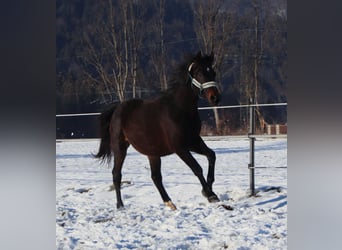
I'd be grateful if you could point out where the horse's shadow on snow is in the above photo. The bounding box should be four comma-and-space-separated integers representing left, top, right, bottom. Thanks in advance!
256, 194, 287, 210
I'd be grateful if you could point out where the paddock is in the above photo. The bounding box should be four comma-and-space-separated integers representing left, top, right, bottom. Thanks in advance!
56, 137, 287, 249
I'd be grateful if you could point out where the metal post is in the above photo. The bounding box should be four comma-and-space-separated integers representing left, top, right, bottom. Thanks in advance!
248, 97, 256, 196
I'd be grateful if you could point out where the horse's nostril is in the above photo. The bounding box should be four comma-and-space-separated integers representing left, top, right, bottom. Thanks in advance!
210, 95, 217, 103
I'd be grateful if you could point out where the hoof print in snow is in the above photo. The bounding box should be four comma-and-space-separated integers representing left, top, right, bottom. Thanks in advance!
93, 217, 113, 223
75, 188, 91, 194
218, 204, 234, 210
272, 233, 281, 239
121, 180, 133, 188
109, 181, 133, 191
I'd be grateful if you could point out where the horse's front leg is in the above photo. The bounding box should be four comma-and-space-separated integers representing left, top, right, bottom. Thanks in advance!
190, 137, 216, 190
176, 148, 219, 203
205, 147, 216, 190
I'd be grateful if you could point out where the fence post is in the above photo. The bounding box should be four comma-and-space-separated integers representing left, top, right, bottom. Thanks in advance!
248, 97, 256, 196
267, 124, 271, 135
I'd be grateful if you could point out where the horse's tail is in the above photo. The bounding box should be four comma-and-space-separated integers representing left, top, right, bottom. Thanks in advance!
94, 104, 118, 164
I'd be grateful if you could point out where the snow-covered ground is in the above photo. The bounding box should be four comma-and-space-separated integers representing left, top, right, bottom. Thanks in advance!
56, 137, 287, 249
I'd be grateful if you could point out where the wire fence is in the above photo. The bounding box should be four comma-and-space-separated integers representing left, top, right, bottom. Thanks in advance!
56, 102, 287, 139
56, 103, 287, 117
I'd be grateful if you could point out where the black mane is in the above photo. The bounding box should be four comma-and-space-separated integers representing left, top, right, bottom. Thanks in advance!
165, 54, 193, 94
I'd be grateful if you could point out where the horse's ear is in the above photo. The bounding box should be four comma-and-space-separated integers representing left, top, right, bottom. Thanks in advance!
209, 51, 214, 63
194, 51, 202, 61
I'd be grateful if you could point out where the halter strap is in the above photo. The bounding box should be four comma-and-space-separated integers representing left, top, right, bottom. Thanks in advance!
187, 63, 219, 92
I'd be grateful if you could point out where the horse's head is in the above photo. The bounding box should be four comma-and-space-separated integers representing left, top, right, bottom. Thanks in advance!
188, 51, 221, 106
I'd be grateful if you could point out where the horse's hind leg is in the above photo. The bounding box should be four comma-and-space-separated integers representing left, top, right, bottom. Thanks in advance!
148, 156, 177, 210
112, 136, 129, 209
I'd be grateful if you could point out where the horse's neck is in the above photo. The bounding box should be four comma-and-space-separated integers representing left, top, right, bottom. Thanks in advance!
172, 86, 198, 113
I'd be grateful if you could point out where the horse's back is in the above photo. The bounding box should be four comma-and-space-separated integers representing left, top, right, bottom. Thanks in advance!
112, 97, 202, 156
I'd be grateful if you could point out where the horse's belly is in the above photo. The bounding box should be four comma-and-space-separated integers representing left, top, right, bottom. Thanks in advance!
128, 137, 173, 156
124, 129, 173, 157
121, 102, 175, 156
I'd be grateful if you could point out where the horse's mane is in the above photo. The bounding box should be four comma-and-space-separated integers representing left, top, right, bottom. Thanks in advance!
164, 53, 194, 95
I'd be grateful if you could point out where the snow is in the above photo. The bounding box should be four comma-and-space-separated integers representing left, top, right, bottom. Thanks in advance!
56, 137, 287, 249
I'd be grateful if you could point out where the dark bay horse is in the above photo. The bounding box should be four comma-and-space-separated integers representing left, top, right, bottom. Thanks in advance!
95, 51, 221, 210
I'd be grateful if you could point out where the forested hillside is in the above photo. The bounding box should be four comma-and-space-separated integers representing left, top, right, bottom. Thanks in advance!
56, 0, 287, 138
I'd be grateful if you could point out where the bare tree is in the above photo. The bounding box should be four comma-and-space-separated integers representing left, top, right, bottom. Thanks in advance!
128, 1, 140, 98
82, 0, 144, 103
191, 0, 235, 133
150, 0, 168, 91
251, 0, 263, 131
236, 0, 287, 132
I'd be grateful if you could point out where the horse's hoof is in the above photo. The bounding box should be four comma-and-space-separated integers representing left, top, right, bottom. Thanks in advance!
201, 189, 208, 197
164, 201, 177, 210
202, 190, 220, 203
208, 195, 220, 203
117, 203, 124, 210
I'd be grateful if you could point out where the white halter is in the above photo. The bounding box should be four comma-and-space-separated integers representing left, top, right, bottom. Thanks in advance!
188, 63, 219, 92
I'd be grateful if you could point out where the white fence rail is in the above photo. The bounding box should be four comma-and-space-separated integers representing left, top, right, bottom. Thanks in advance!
56, 102, 287, 117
